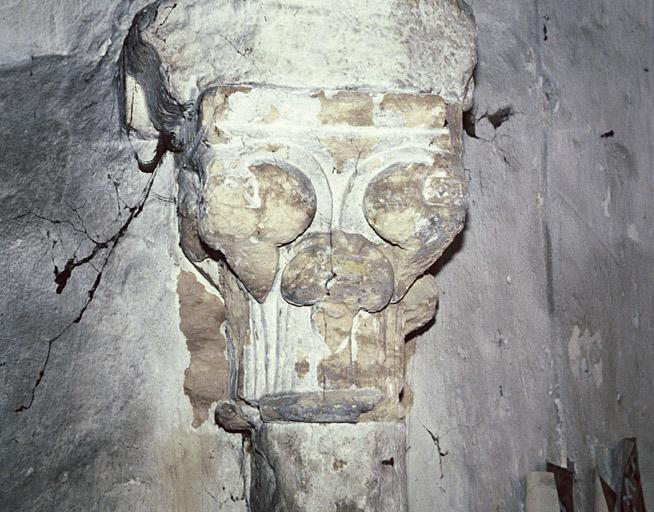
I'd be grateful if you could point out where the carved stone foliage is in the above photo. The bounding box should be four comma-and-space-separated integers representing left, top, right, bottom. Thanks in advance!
187, 86, 468, 420
121, 0, 475, 509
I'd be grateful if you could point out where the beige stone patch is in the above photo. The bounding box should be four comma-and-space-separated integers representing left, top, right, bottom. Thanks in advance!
202, 173, 260, 239
364, 160, 465, 248
313, 275, 438, 421
379, 93, 447, 128
319, 137, 377, 173
315, 90, 374, 126
177, 270, 229, 428
316, 307, 404, 410
446, 102, 464, 153
430, 132, 452, 149
398, 274, 439, 338
215, 240, 280, 302
312, 302, 356, 353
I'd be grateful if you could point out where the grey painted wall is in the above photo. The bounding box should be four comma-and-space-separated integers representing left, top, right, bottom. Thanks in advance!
409, 1, 653, 510
1, 1, 652, 511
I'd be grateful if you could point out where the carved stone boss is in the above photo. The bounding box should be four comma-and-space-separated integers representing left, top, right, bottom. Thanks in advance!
122, 1, 475, 509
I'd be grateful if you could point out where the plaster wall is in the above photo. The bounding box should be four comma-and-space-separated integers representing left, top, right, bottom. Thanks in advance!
409, 1, 653, 510
1, 1, 652, 511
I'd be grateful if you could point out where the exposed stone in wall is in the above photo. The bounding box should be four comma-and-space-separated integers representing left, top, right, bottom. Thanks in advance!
177, 270, 229, 427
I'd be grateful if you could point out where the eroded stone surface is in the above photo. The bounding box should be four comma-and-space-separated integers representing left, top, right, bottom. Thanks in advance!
199, 161, 317, 301
364, 158, 467, 299
259, 389, 383, 423
132, 0, 476, 105
251, 422, 407, 512
188, 84, 465, 512
185, 87, 468, 416
281, 231, 394, 312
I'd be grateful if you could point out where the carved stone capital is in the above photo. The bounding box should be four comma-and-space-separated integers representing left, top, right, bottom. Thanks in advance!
192, 86, 467, 423
121, 0, 475, 508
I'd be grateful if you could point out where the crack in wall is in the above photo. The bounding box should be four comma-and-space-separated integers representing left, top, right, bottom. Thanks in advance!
13, 167, 160, 413
424, 425, 449, 480
461, 106, 523, 168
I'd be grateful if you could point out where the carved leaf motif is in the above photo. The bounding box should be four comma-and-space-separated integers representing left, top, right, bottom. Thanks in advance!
198, 161, 317, 301
280, 231, 394, 313
363, 159, 467, 300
